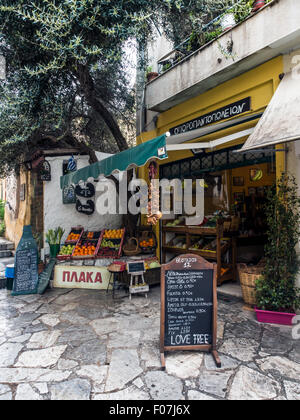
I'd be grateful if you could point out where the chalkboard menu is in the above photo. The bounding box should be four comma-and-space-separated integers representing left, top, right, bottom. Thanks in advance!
12, 226, 39, 296
127, 261, 145, 274
160, 254, 221, 368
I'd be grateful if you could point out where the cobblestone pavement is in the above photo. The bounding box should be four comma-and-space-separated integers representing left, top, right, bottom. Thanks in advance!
0, 286, 299, 400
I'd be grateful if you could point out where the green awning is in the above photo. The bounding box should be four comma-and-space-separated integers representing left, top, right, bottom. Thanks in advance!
60, 134, 168, 189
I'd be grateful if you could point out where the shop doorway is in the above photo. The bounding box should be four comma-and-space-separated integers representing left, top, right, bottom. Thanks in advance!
159, 145, 276, 286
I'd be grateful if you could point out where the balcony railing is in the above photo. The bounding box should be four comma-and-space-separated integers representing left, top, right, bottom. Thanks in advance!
154, 0, 272, 79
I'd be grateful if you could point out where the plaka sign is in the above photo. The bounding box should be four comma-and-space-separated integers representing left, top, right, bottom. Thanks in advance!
170, 97, 251, 136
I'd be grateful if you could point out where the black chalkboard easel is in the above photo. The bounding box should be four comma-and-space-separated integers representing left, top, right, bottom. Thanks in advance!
160, 253, 221, 369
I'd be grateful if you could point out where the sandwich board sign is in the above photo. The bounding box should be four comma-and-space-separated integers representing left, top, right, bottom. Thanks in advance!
160, 253, 221, 369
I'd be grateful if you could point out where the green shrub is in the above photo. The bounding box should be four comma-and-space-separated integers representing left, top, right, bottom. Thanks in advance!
256, 175, 300, 312
0, 221, 5, 237
0, 200, 5, 220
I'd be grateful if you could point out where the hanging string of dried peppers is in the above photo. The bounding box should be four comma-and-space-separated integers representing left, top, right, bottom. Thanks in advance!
147, 162, 162, 225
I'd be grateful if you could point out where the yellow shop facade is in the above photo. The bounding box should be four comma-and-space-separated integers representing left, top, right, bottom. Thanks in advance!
137, 56, 286, 287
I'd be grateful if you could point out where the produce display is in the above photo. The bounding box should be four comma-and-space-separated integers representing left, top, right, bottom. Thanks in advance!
73, 243, 96, 257
139, 238, 154, 249
144, 257, 161, 270
101, 239, 120, 250
97, 228, 125, 257
165, 217, 185, 227
58, 244, 75, 257
71, 230, 101, 258
103, 229, 124, 239
65, 228, 83, 243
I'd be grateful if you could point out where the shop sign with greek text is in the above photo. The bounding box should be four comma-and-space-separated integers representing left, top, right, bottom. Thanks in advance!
169, 97, 251, 135
53, 265, 111, 290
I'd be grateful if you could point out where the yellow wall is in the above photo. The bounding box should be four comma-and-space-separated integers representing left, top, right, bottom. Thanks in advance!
4, 169, 33, 247
137, 56, 283, 167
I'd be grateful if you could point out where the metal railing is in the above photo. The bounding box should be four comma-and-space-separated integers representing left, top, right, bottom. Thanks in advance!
156, 0, 268, 76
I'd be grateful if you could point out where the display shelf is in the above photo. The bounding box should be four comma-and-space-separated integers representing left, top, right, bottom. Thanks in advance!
65, 227, 84, 244
97, 228, 126, 259
71, 230, 102, 260
161, 220, 236, 286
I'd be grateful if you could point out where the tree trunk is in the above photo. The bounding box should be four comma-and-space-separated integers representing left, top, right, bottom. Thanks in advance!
74, 65, 129, 152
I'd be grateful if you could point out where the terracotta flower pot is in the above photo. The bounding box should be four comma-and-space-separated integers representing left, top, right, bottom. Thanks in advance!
252, 0, 266, 13
146, 72, 158, 83
255, 307, 296, 326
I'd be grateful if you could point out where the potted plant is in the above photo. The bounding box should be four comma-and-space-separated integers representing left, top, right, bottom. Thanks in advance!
220, 12, 236, 32
252, 1, 266, 13
255, 175, 300, 325
146, 66, 158, 83
46, 227, 65, 258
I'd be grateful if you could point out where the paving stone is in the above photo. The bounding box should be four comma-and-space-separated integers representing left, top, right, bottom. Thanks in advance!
76, 364, 108, 383
224, 320, 262, 341
50, 378, 91, 400
0, 342, 23, 367
15, 383, 43, 400
198, 371, 233, 398
90, 317, 119, 336
8, 333, 31, 343
261, 329, 294, 355
257, 356, 300, 381
105, 349, 143, 392
56, 324, 98, 344
26, 330, 61, 349
33, 382, 48, 395
144, 371, 184, 400
63, 339, 106, 366
204, 354, 240, 371
165, 352, 204, 379
219, 337, 259, 362
228, 366, 280, 400
39, 314, 60, 327
140, 344, 161, 369
187, 390, 216, 400
15, 345, 67, 368
133, 378, 144, 389
59, 311, 90, 325
0, 367, 71, 383
284, 381, 300, 400
0, 384, 12, 400
57, 359, 79, 370
94, 385, 149, 400
108, 330, 141, 349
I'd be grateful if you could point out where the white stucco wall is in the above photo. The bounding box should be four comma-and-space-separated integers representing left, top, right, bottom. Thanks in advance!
43, 154, 123, 251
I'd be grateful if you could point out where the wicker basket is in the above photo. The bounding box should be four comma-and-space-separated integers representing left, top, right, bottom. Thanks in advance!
238, 263, 264, 306
123, 237, 141, 256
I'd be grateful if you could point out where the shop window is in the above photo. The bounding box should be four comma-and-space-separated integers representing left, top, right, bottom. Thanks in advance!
190, 159, 201, 174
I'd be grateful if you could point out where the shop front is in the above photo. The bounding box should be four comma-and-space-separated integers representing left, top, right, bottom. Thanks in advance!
55, 135, 168, 296
136, 56, 285, 301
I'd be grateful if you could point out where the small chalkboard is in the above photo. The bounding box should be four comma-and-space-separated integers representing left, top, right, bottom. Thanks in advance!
127, 261, 145, 274
12, 225, 39, 296
160, 254, 220, 369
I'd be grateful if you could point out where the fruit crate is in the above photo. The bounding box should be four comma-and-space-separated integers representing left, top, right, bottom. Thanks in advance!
56, 245, 75, 261
97, 228, 126, 259
65, 226, 84, 244
71, 230, 102, 260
